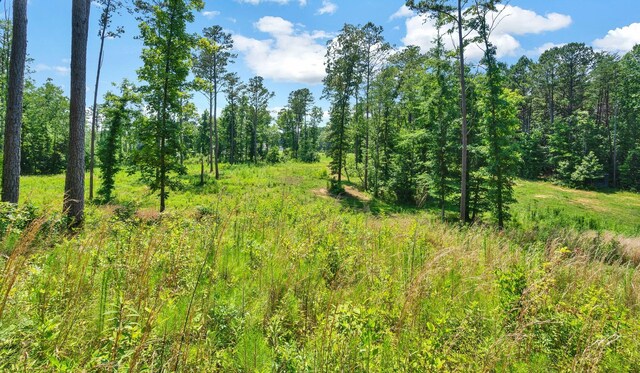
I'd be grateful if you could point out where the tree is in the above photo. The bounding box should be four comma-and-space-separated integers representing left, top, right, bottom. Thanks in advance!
88, 0, 124, 200
64, 0, 91, 226
97, 81, 138, 202
21, 80, 70, 175
323, 24, 363, 183
1, 0, 27, 203
221, 72, 243, 164
471, 0, 519, 228
246, 76, 273, 163
287, 88, 314, 159
193, 25, 235, 179
620, 147, 640, 191
134, 0, 203, 212
407, 0, 472, 223
508, 56, 534, 133
0, 17, 13, 145
571, 151, 604, 188
358, 22, 391, 191
424, 31, 458, 221
300, 106, 323, 163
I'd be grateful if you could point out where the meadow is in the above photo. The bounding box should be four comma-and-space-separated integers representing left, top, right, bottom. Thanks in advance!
1, 160, 639, 371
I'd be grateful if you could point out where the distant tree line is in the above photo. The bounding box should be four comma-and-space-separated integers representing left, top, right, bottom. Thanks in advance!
0, 0, 639, 228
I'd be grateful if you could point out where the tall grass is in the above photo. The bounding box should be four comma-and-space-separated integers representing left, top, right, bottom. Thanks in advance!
0, 161, 638, 371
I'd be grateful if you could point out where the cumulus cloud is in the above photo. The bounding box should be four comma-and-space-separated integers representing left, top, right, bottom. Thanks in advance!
593, 23, 640, 53
234, 16, 329, 84
202, 10, 221, 19
390, 5, 413, 20
316, 0, 337, 15
397, 4, 572, 59
493, 6, 571, 35
526, 42, 565, 57
236, 0, 306, 5
35, 63, 71, 76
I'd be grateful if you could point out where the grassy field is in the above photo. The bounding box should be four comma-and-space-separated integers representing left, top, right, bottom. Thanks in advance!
1, 160, 639, 371
513, 180, 640, 236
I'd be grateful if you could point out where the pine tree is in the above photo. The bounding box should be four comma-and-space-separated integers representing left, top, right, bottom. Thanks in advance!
2, 0, 28, 204
193, 25, 236, 179
97, 81, 138, 202
64, 0, 91, 226
323, 24, 363, 183
134, 0, 203, 212
89, 0, 125, 200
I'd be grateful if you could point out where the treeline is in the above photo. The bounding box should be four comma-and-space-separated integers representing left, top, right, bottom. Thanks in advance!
1, 0, 639, 226
323, 0, 640, 227
0, 0, 326, 217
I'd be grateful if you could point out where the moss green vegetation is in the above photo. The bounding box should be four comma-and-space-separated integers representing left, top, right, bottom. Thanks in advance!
1, 160, 639, 371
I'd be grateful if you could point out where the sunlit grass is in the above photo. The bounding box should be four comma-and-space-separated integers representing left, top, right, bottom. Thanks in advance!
1, 160, 638, 371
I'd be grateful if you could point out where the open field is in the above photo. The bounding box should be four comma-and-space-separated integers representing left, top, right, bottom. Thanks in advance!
1, 160, 639, 371
18, 160, 640, 236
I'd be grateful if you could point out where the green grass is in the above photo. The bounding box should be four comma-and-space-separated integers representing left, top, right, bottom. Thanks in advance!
1, 160, 639, 371
513, 180, 640, 236
19, 160, 640, 236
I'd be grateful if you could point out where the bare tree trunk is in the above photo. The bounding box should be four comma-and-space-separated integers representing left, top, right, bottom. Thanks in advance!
213, 85, 219, 179
64, 0, 91, 226
1, 0, 27, 203
457, 0, 469, 224
208, 86, 213, 172
364, 74, 370, 191
89, 0, 111, 201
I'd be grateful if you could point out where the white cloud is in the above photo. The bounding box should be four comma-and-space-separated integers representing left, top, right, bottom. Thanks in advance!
35, 63, 71, 76
492, 5, 571, 35
390, 5, 414, 21
593, 23, 640, 53
202, 10, 221, 19
316, 0, 337, 15
236, 0, 306, 5
401, 5, 572, 59
255, 16, 294, 35
234, 16, 329, 84
526, 42, 565, 57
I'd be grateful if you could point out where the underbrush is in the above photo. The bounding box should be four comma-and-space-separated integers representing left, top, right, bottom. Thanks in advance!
1, 162, 639, 371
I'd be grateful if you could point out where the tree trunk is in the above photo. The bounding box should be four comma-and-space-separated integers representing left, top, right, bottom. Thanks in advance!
364, 73, 370, 191
1, 0, 27, 204
64, 0, 91, 226
213, 85, 219, 179
158, 7, 176, 213
457, 0, 469, 224
89, 0, 111, 201
200, 154, 204, 185
208, 86, 213, 172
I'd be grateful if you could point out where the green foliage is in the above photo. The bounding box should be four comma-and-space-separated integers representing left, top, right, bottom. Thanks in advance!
495, 265, 527, 324
97, 81, 138, 202
265, 147, 282, 164
2, 160, 640, 371
0, 202, 37, 236
620, 147, 640, 191
571, 151, 604, 188
133, 0, 203, 211
21, 79, 69, 175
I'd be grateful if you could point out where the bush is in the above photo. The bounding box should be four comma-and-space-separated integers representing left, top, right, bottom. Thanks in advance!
0, 202, 38, 236
266, 148, 282, 164
571, 151, 604, 188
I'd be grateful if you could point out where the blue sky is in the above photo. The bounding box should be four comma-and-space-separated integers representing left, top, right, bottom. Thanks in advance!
24, 0, 640, 117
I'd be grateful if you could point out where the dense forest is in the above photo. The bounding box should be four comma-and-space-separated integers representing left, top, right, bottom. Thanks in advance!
1, 0, 640, 371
